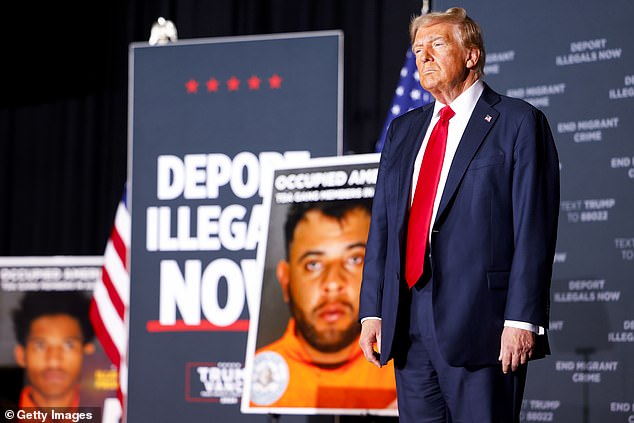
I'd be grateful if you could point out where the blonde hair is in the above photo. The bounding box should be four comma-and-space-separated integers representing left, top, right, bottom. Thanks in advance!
409, 7, 486, 77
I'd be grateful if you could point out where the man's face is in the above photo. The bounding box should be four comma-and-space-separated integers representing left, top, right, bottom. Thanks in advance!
14, 314, 86, 402
412, 21, 474, 100
278, 208, 370, 353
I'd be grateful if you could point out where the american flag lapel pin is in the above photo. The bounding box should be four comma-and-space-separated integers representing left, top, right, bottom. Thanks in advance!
484, 114, 492, 122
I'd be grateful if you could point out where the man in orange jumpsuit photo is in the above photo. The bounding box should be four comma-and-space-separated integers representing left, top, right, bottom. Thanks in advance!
249, 199, 397, 410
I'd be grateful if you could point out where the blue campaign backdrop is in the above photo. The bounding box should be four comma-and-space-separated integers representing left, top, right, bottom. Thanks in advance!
433, 2, 634, 422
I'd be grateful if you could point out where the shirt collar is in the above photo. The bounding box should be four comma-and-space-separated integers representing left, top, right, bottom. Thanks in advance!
432, 79, 484, 118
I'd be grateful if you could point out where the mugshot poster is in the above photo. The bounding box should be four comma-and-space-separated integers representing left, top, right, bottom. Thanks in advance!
241, 152, 399, 416
0, 256, 118, 411
126, 32, 341, 423
433, 1, 634, 422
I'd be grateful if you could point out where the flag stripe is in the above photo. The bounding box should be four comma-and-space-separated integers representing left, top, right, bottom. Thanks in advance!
89, 299, 122, 366
119, 361, 128, 396
104, 242, 130, 303
93, 281, 127, 354
110, 227, 127, 271
99, 268, 125, 319
114, 200, 131, 246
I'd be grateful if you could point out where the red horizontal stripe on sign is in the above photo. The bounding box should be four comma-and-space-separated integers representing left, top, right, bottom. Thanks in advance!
145, 320, 249, 332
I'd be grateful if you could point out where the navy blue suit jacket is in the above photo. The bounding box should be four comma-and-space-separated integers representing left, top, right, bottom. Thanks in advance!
359, 83, 560, 367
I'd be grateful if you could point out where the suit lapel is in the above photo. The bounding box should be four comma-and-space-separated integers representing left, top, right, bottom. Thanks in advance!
396, 104, 434, 224
435, 86, 501, 223
396, 103, 434, 215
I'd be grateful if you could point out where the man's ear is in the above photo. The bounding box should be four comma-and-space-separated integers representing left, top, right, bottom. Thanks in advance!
276, 259, 291, 303
83, 342, 96, 355
14, 345, 26, 368
466, 47, 480, 69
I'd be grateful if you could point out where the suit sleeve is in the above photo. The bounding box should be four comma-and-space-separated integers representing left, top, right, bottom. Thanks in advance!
506, 108, 560, 327
358, 123, 395, 321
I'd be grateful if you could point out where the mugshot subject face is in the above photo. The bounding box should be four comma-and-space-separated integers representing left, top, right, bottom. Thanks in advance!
285, 208, 370, 353
19, 314, 86, 402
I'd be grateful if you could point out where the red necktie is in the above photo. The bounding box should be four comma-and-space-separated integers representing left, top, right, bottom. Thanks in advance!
405, 105, 455, 288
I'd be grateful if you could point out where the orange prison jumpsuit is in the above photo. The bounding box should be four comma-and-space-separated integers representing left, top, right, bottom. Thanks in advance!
250, 319, 397, 409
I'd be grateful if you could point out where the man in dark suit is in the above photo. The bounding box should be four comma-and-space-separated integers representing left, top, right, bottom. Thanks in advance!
358, 7, 560, 423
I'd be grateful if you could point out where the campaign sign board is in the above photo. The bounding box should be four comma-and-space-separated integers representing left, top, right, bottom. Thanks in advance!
242, 153, 399, 417
126, 32, 341, 422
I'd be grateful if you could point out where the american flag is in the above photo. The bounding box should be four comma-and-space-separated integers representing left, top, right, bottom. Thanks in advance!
375, 49, 433, 152
90, 186, 130, 418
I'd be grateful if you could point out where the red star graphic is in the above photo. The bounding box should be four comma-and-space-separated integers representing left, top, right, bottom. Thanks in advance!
247, 75, 261, 90
227, 76, 240, 91
206, 78, 219, 92
185, 79, 199, 93
268, 74, 282, 89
